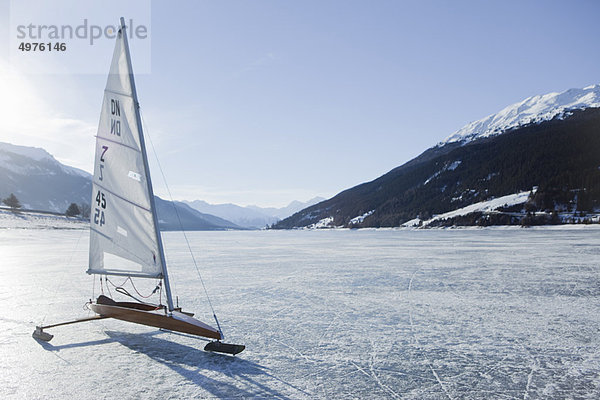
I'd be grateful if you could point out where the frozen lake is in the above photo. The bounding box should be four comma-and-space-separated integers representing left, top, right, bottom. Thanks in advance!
2, 227, 600, 399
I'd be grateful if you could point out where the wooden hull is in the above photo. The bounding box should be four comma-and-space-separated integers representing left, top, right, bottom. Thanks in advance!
90, 295, 221, 340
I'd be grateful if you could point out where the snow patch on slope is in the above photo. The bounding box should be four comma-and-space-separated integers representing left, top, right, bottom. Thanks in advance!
424, 160, 462, 185
422, 190, 532, 226
349, 210, 375, 225
305, 216, 334, 229
441, 84, 600, 145
401, 217, 422, 228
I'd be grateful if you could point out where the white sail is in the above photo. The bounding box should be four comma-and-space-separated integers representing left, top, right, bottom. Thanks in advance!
87, 26, 163, 278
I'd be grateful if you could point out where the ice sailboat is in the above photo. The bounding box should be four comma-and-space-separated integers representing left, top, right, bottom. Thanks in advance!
33, 18, 244, 356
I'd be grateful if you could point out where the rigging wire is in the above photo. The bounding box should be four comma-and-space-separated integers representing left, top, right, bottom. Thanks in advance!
130, 279, 162, 300
105, 276, 162, 300
159, 282, 163, 306
140, 110, 224, 339
108, 276, 130, 289
105, 276, 113, 298
113, 287, 148, 305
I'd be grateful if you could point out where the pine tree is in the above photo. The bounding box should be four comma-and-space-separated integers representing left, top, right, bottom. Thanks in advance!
3, 193, 21, 210
65, 203, 80, 217
79, 203, 91, 219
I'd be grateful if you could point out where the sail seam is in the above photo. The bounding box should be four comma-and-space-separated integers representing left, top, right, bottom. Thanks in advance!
95, 135, 141, 153
94, 182, 152, 213
90, 225, 112, 241
104, 88, 134, 98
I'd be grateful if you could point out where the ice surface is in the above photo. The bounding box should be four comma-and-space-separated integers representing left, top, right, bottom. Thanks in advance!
2, 228, 600, 398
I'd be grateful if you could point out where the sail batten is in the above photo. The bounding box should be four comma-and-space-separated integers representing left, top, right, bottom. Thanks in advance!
88, 23, 164, 280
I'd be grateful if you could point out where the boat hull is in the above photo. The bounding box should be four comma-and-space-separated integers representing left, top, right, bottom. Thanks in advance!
90, 295, 221, 340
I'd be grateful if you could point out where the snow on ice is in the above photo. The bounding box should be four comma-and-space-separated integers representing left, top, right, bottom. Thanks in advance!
0, 209, 86, 230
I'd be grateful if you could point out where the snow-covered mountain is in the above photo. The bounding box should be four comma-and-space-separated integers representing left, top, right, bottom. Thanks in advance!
183, 200, 276, 229
154, 198, 241, 231
247, 197, 326, 220
0, 142, 89, 178
0, 141, 241, 230
185, 197, 325, 229
0, 142, 92, 212
275, 84, 600, 229
441, 84, 600, 145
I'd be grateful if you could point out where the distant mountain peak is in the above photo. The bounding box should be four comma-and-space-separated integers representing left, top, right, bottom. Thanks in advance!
0, 142, 54, 162
0, 141, 90, 178
441, 84, 600, 146
185, 196, 326, 229
0, 141, 92, 212
274, 105, 600, 229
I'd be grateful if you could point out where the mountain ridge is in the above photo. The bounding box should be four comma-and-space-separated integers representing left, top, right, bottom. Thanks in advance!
274, 85, 600, 229
0, 141, 241, 230
0, 141, 92, 212
441, 84, 600, 145
0, 140, 319, 230
184, 197, 325, 229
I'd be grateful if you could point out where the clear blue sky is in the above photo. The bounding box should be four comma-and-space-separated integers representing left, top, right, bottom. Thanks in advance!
1, 0, 599, 206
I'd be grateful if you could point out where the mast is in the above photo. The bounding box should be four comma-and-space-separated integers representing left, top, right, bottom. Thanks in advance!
119, 17, 175, 312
